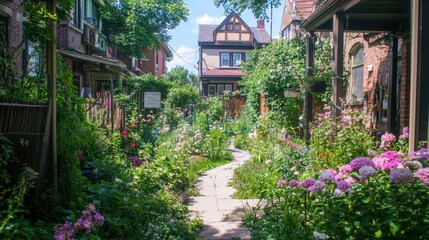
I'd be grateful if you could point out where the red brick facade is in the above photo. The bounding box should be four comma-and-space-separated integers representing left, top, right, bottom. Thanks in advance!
0, 0, 24, 78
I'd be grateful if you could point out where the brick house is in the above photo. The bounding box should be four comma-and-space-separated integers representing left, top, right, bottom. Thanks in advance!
57, 0, 130, 98
198, 11, 270, 96
301, 0, 427, 151
280, 0, 313, 40
118, 42, 170, 77
0, 0, 40, 80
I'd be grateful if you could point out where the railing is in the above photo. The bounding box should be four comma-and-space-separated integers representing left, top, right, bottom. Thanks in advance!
84, 92, 125, 129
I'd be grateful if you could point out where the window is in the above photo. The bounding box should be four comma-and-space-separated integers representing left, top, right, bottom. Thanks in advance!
71, 0, 82, 29
221, 53, 229, 67
23, 40, 42, 76
207, 84, 233, 96
233, 53, 242, 67
227, 22, 240, 31
208, 85, 216, 96
349, 46, 364, 101
0, 16, 7, 59
84, 0, 100, 29
220, 52, 245, 67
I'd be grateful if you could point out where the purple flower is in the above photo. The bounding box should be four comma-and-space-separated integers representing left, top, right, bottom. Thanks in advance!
277, 179, 287, 187
341, 115, 352, 123
88, 203, 96, 213
308, 180, 326, 192
318, 171, 334, 183
334, 172, 349, 183
390, 168, 414, 184
298, 178, 316, 188
289, 179, 298, 188
358, 166, 377, 180
415, 148, 429, 160
54, 221, 75, 240
368, 150, 378, 156
414, 168, 429, 186
94, 212, 105, 226
325, 169, 337, 176
333, 188, 345, 198
82, 210, 91, 218
336, 180, 351, 191
373, 151, 401, 170
349, 157, 375, 171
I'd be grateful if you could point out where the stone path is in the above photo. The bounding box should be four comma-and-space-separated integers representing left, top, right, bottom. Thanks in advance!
189, 147, 263, 240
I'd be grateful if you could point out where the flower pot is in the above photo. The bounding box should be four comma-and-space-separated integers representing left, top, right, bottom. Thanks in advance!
310, 82, 328, 93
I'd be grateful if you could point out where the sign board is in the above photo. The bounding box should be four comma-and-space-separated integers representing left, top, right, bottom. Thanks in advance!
144, 92, 161, 108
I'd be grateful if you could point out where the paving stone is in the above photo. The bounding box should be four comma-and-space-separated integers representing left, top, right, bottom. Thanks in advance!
188, 147, 263, 240
215, 187, 236, 198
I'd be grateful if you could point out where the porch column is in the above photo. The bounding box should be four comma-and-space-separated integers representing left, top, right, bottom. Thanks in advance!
387, 34, 398, 134
409, 0, 419, 151
332, 12, 345, 119
304, 32, 315, 145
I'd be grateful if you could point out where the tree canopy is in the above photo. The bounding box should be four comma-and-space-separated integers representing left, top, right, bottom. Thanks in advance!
101, 0, 189, 58
213, 0, 281, 18
167, 66, 198, 87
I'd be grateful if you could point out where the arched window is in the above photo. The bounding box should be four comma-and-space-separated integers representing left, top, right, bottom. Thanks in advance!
349, 46, 364, 101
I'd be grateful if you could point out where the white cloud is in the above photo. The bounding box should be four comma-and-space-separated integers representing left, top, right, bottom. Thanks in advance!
167, 46, 197, 73
195, 13, 224, 25
191, 13, 225, 35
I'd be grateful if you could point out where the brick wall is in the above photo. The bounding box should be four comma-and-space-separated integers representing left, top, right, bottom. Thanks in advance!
0, 0, 24, 78
344, 33, 390, 131
57, 22, 85, 53
400, 35, 410, 129
141, 48, 155, 75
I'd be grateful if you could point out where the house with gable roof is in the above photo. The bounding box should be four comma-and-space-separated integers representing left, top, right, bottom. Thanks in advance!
198, 11, 270, 96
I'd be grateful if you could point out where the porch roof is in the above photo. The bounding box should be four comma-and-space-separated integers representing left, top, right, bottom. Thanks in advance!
58, 50, 129, 73
302, 0, 410, 32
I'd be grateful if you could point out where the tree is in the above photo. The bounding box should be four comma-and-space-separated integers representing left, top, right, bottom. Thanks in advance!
241, 37, 332, 127
167, 66, 189, 86
101, 0, 189, 58
213, 0, 281, 18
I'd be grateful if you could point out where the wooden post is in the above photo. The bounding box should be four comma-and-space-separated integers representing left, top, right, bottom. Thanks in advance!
47, 0, 57, 194
409, 0, 420, 152
304, 32, 315, 145
387, 34, 398, 135
110, 73, 114, 132
332, 12, 345, 119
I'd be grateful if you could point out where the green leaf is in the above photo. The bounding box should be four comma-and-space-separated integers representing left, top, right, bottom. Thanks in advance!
375, 230, 382, 238
389, 222, 399, 236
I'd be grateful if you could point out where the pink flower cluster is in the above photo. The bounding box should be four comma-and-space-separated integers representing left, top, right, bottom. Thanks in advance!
54, 203, 105, 240
281, 147, 429, 196
380, 132, 396, 149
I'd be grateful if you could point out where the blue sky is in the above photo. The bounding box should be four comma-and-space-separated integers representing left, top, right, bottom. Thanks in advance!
167, 0, 285, 74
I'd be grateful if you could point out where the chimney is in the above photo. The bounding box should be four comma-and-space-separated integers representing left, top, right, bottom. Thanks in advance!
257, 18, 265, 30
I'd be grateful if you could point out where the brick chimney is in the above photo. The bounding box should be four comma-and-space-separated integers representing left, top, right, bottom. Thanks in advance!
257, 18, 265, 30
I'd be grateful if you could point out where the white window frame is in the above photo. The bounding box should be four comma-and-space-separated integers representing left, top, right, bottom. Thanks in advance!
225, 84, 233, 92
221, 53, 230, 67
233, 53, 242, 67
349, 45, 364, 102
217, 85, 225, 95
208, 84, 216, 96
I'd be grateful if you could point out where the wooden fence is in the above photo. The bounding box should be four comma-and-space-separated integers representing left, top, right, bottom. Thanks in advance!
260, 94, 270, 114
84, 92, 125, 129
223, 96, 246, 118
0, 99, 51, 199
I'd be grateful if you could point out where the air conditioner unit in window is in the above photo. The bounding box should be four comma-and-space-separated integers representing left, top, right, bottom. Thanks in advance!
83, 22, 98, 46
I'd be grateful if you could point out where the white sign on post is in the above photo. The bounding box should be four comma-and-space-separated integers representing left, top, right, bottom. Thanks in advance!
144, 92, 161, 108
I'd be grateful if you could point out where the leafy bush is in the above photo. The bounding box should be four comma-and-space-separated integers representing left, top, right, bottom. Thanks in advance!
309, 109, 375, 171
164, 84, 199, 109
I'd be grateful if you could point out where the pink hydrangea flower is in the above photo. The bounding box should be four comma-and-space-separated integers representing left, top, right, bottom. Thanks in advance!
339, 164, 352, 172
380, 132, 396, 149
277, 179, 287, 187
414, 168, 429, 185
399, 127, 409, 140
373, 150, 401, 170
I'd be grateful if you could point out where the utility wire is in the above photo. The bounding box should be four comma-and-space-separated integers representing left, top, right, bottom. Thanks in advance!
166, 43, 198, 69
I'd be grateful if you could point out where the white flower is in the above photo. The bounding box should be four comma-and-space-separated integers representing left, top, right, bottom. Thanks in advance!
313, 231, 330, 239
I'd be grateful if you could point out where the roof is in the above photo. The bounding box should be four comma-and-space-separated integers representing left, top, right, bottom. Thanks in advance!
202, 68, 245, 77
59, 50, 129, 73
198, 25, 270, 44
301, 0, 409, 32
198, 11, 270, 44
281, 0, 314, 31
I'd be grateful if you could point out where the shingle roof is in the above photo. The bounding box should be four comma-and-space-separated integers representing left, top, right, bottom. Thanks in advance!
203, 68, 245, 77
198, 25, 270, 44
